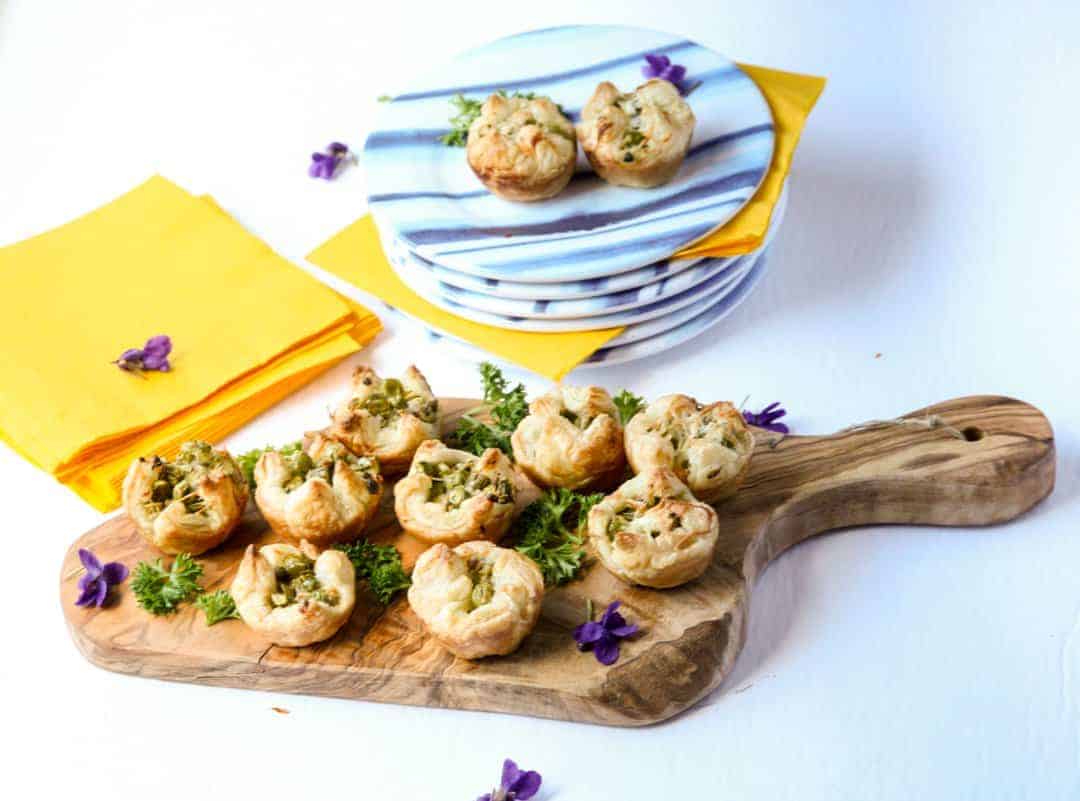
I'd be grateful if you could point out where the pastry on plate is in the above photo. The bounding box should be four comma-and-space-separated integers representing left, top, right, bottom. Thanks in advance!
466, 92, 577, 201
394, 440, 517, 546
122, 440, 248, 555
587, 468, 720, 588
407, 540, 544, 659
328, 365, 440, 475
231, 540, 356, 647
624, 394, 753, 502
577, 79, 695, 188
254, 432, 383, 546
511, 385, 626, 491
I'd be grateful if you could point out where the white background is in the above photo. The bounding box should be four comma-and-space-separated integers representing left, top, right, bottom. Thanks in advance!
3, 1, 1079, 798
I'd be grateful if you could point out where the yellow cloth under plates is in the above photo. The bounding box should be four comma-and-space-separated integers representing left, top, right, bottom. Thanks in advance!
0, 176, 381, 511
306, 64, 824, 378
307, 215, 623, 381
673, 64, 827, 259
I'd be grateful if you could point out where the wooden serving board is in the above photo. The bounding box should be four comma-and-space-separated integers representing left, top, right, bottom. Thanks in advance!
61, 396, 1055, 726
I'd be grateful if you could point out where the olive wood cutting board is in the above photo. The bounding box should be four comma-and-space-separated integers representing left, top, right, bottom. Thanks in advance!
60, 395, 1055, 726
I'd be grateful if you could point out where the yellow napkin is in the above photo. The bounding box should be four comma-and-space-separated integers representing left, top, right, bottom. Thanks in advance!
0, 176, 381, 511
307, 65, 823, 379
673, 64, 826, 259
307, 215, 622, 381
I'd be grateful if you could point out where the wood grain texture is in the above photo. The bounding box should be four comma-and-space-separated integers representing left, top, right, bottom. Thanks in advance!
60, 395, 1055, 726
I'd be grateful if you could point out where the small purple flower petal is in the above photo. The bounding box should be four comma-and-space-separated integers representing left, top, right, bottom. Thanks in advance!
643, 54, 670, 77
599, 600, 622, 626
101, 562, 129, 585
142, 335, 171, 358
76, 572, 95, 593
742, 402, 790, 434
608, 622, 639, 638
500, 759, 522, 790
508, 769, 542, 800
75, 580, 101, 607
664, 64, 687, 83
573, 620, 606, 645
328, 142, 349, 156
78, 547, 103, 576
475, 795, 493, 801
593, 636, 621, 666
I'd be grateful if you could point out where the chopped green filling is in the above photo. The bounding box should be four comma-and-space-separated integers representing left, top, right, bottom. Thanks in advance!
271, 553, 339, 608
419, 460, 512, 509
355, 377, 438, 424
142, 440, 237, 518
466, 558, 495, 611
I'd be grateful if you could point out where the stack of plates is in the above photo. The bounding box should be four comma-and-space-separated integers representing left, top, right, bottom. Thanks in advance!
364, 25, 784, 367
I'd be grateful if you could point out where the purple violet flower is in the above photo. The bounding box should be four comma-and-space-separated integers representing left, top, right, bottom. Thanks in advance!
742, 402, 790, 434
309, 141, 353, 180
642, 53, 696, 95
74, 548, 128, 608
476, 759, 542, 801
573, 600, 639, 666
114, 335, 172, 373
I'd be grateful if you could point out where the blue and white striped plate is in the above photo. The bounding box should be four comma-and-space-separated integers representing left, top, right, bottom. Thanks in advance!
394, 250, 751, 332
373, 219, 706, 300
364, 25, 775, 283
392, 246, 771, 369
378, 182, 787, 319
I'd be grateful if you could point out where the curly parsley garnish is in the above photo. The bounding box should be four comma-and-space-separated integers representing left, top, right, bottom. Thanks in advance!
334, 539, 411, 604
236, 441, 303, 488
515, 488, 604, 586
612, 390, 645, 425
440, 94, 484, 146
194, 589, 240, 626
131, 553, 204, 616
448, 362, 529, 457
439, 90, 547, 147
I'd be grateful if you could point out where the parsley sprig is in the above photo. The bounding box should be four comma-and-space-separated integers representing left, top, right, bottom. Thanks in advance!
448, 362, 529, 457
440, 94, 484, 146
439, 90, 544, 147
236, 441, 303, 488
514, 488, 604, 586
194, 589, 240, 626
335, 539, 411, 604
612, 390, 646, 425
131, 553, 204, 616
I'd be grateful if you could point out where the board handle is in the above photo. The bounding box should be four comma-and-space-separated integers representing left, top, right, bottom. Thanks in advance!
739, 396, 1055, 576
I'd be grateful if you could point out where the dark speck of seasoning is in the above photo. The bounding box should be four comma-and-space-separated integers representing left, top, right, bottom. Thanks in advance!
874, 352, 882, 359
271, 707, 290, 715
623, 153, 634, 162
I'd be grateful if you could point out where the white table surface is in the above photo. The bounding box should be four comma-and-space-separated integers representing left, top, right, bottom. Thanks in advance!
3, 1, 1079, 798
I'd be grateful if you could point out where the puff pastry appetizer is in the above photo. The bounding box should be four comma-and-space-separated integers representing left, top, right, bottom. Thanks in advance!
394, 440, 517, 546
408, 540, 544, 659
577, 79, 695, 188
511, 385, 626, 491
231, 540, 356, 647
123, 440, 248, 556
587, 468, 719, 588
254, 433, 383, 546
466, 92, 577, 202
328, 365, 440, 474
625, 394, 754, 502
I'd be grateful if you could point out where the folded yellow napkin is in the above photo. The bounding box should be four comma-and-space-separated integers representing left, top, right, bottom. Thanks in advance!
0, 176, 381, 511
307, 64, 823, 378
674, 64, 826, 259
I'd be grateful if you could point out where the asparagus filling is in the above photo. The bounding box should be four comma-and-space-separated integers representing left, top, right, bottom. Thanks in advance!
418, 460, 514, 510
270, 553, 340, 608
